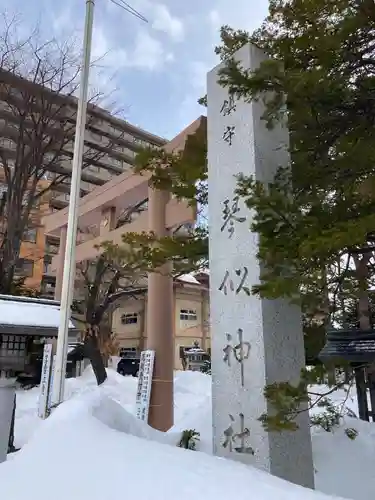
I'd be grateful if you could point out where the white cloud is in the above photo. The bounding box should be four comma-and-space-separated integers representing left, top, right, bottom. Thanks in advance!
152, 4, 185, 42
90, 22, 172, 73
173, 0, 269, 130
91, 25, 110, 61
89, 25, 126, 94
52, 9, 72, 35
125, 1, 185, 42
127, 30, 173, 71
207, 9, 221, 31
91, 2, 180, 72
2, 0, 270, 137
210, 0, 268, 34
174, 60, 209, 133
189, 61, 211, 91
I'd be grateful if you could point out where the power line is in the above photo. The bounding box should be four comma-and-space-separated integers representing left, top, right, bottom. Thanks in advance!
109, 0, 148, 23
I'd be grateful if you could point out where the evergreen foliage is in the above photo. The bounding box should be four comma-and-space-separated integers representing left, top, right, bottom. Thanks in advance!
178, 429, 200, 450
121, 119, 208, 274
214, 0, 375, 430
217, 1, 375, 326
261, 367, 358, 439
133, 120, 207, 206
122, 0, 375, 432
200, 358, 211, 375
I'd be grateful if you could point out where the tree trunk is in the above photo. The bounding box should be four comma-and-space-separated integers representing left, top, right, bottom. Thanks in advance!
327, 367, 336, 385
352, 251, 372, 421
0, 264, 15, 295
181, 353, 187, 371
353, 252, 372, 330
367, 365, 375, 421
84, 324, 107, 385
344, 366, 352, 384
0, 226, 23, 295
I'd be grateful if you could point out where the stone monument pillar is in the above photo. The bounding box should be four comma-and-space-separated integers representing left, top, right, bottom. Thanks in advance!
207, 43, 314, 489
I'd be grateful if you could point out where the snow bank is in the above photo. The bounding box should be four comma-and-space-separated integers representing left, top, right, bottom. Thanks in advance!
312, 417, 375, 500
9, 368, 375, 500
1, 387, 345, 500
14, 368, 211, 449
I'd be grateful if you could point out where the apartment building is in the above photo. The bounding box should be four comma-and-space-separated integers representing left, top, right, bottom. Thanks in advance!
0, 172, 51, 289
0, 68, 166, 292
17, 214, 48, 290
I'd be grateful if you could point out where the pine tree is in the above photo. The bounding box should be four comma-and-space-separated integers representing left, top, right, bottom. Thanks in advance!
121, 0, 375, 429
214, 0, 375, 428
214, 0, 375, 327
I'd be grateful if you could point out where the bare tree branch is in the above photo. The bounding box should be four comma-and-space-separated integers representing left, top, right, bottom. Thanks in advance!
0, 17, 128, 292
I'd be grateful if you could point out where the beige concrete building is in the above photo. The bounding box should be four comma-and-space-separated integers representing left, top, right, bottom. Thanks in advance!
112, 272, 210, 369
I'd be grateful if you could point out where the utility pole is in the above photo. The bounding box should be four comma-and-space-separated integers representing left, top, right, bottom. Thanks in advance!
52, 0, 148, 406
52, 0, 95, 405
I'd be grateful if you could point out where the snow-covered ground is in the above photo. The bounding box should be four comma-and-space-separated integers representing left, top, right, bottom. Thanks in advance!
1, 368, 374, 500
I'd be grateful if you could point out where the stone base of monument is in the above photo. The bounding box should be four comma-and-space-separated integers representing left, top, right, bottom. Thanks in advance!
0, 378, 16, 463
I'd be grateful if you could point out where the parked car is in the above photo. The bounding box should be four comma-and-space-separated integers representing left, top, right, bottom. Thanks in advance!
117, 356, 140, 377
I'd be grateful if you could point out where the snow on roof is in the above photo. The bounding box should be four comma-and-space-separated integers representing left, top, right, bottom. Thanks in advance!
199, 268, 210, 275
177, 274, 202, 285
0, 296, 76, 329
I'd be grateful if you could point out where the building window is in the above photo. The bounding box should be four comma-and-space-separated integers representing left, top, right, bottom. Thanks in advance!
119, 347, 137, 358
23, 228, 37, 243
180, 309, 197, 321
121, 312, 138, 325
45, 242, 58, 255
45, 171, 56, 180
41, 281, 55, 296
15, 258, 34, 277
0, 335, 27, 369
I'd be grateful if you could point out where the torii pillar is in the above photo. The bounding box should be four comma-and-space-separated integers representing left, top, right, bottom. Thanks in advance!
146, 117, 206, 432
146, 187, 174, 431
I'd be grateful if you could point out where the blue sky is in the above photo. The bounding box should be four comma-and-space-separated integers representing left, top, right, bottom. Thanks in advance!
0, 0, 269, 140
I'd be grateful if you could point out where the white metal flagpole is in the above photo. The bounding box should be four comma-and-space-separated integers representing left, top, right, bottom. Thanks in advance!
52, 0, 95, 406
